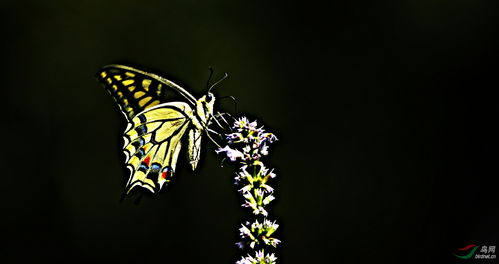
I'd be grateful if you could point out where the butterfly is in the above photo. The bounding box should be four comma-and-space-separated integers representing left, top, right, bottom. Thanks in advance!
97, 64, 226, 194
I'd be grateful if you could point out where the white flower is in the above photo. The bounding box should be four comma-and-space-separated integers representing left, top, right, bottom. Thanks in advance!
247, 120, 258, 130
263, 219, 279, 236
236, 256, 253, 264
226, 132, 243, 143
260, 144, 269, 156
239, 184, 252, 193
251, 220, 262, 231
236, 250, 277, 264
263, 133, 278, 143
234, 117, 249, 128
258, 165, 269, 177
235, 166, 250, 182
266, 253, 277, 263
260, 183, 274, 193
239, 224, 254, 240
262, 236, 281, 247
242, 145, 251, 154
257, 206, 268, 216
243, 192, 256, 205
262, 194, 275, 205
215, 145, 244, 161
254, 188, 265, 204
234, 117, 258, 132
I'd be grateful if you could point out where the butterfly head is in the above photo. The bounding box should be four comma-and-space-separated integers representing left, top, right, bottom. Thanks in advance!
196, 92, 216, 124
197, 71, 227, 123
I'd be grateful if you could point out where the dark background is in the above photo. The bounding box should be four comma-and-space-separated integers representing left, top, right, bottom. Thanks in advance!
1, 0, 498, 263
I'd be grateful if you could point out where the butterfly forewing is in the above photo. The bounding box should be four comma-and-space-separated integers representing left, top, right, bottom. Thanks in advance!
97, 65, 181, 120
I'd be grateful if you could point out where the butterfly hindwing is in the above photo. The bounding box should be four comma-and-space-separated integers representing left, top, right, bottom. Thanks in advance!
123, 102, 194, 193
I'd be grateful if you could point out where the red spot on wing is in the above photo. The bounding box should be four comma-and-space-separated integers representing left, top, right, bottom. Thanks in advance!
161, 169, 174, 179
144, 156, 151, 166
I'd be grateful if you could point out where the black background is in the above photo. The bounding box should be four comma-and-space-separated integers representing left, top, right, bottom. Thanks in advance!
1, 1, 498, 263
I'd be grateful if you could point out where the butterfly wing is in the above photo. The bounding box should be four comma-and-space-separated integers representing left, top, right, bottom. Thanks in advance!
123, 102, 196, 193
97, 64, 197, 120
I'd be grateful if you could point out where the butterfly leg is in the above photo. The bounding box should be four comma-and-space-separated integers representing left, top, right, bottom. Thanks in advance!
216, 111, 234, 128
210, 113, 228, 131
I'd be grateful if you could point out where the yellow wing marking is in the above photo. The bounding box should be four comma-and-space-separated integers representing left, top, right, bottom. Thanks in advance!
157, 84, 162, 95
148, 100, 160, 108
124, 134, 152, 158
113, 75, 122, 81
125, 72, 135, 77
163, 125, 188, 171
128, 86, 136, 92
152, 141, 168, 165
138, 96, 152, 107
134, 91, 145, 98
123, 79, 134, 86
130, 105, 188, 124
142, 79, 151, 90
128, 156, 140, 169
154, 119, 185, 142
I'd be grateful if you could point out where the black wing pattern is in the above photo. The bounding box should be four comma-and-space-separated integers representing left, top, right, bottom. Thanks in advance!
96, 64, 196, 120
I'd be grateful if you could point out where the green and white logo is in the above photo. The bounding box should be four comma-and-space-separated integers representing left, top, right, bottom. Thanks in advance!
454, 244, 496, 260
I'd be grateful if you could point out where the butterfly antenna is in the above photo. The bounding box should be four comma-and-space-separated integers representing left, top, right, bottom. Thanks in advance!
206, 66, 214, 89
208, 73, 228, 93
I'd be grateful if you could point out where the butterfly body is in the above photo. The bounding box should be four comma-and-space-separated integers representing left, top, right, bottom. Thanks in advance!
97, 65, 216, 194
